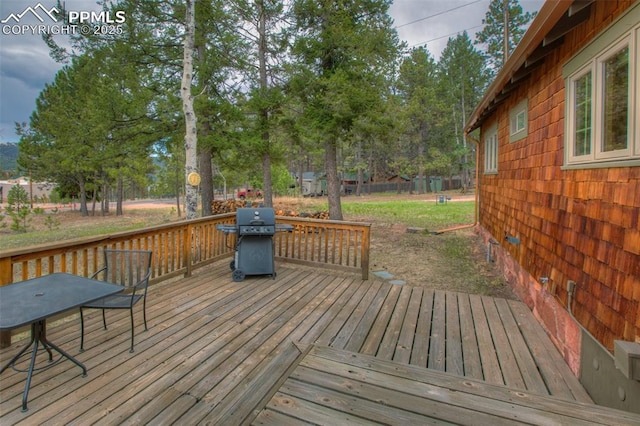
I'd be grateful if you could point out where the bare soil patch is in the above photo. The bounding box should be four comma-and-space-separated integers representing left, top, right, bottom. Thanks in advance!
366, 223, 515, 299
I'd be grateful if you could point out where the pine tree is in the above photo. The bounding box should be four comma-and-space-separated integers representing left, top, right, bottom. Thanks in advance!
396, 47, 439, 194
439, 32, 491, 187
290, 0, 400, 219
475, 0, 536, 73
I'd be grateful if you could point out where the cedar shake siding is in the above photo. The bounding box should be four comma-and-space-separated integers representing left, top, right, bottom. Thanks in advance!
466, 0, 639, 374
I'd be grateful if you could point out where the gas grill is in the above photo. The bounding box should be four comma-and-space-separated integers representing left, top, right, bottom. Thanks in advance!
216, 208, 292, 282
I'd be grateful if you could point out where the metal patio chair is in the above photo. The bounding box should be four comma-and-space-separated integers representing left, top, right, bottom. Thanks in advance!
80, 249, 153, 353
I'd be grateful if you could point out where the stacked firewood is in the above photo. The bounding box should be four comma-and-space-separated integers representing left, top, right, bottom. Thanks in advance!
211, 199, 260, 214
210, 200, 329, 219
275, 209, 330, 220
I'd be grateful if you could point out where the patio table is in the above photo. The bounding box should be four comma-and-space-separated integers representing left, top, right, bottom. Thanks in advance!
0, 273, 122, 412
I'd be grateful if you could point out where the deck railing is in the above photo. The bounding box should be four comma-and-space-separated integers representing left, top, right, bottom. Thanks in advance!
0, 213, 370, 346
0, 213, 370, 287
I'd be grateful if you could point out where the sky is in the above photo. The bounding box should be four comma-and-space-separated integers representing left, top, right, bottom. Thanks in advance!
0, 0, 545, 143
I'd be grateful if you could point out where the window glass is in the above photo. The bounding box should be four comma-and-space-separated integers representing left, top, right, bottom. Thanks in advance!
511, 110, 525, 135
484, 127, 498, 173
516, 111, 526, 132
508, 99, 528, 142
573, 72, 592, 156
602, 46, 629, 152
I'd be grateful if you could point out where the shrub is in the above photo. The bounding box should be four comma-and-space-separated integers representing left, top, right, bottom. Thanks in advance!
6, 185, 31, 233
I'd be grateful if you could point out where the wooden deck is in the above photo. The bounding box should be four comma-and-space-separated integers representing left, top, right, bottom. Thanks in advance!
1, 261, 636, 424
255, 345, 639, 425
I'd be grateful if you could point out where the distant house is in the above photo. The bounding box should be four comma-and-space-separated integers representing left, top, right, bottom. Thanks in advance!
0, 177, 54, 204
385, 174, 410, 183
465, 0, 640, 409
340, 171, 371, 186
301, 172, 326, 197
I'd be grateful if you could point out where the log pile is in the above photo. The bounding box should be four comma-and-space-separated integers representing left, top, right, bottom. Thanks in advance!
211, 199, 260, 214
275, 209, 330, 220
211, 200, 329, 219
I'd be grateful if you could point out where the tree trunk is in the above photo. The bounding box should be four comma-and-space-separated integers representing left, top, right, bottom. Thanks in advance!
78, 175, 88, 217
258, 0, 273, 207
262, 153, 272, 206
297, 147, 304, 197
199, 148, 213, 216
325, 139, 343, 220
182, 0, 198, 220
417, 124, 427, 194
90, 175, 97, 216
355, 140, 362, 196
116, 175, 123, 216
102, 181, 110, 215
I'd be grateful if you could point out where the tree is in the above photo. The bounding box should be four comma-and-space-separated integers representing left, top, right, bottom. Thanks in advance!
475, 0, 536, 73
438, 32, 491, 187
396, 47, 439, 194
6, 185, 31, 232
18, 50, 156, 217
291, 0, 400, 219
19, 56, 106, 217
181, 0, 199, 220
226, 0, 291, 208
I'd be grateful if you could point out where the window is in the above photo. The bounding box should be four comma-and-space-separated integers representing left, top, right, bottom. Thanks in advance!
602, 47, 629, 153
573, 71, 592, 157
484, 124, 498, 174
509, 99, 528, 142
564, 4, 639, 167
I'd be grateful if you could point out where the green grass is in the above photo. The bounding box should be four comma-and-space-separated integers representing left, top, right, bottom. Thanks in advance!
295, 196, 475, 230
0, 209, 176, 251
1, 199, 476, 250
341, 200, 475, 230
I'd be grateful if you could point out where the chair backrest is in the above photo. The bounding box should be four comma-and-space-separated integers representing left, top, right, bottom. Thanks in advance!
100, 249, 153, 289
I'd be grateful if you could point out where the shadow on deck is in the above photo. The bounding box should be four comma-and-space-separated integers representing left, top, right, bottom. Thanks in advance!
1, 261, 638, 424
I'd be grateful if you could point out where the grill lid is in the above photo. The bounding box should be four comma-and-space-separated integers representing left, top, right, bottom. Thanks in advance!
236, 208, 276, 235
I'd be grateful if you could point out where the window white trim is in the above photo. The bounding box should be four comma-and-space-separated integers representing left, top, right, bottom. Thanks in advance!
484, 124, 498, 174
596, 39, 632, 161
563, 4, 639, 167
509, 98, 528, 143
568, 65, 593, 160
635, 24, 640, 158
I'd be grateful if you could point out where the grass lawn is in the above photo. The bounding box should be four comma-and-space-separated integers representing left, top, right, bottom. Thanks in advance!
342, 199, 475, 230
1, 195, 476, 250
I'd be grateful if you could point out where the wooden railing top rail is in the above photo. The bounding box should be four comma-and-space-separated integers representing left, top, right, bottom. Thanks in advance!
0, 214, 232, 259
0, 213, 371, 286
0, 212, 370, 347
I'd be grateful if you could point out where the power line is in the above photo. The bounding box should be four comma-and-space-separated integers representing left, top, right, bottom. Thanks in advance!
408, 24, 484, 49
394, 0, 484, 29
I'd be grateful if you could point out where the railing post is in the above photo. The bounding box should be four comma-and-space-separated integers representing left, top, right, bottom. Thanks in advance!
0, 257, 13, 347
0, 257, 12, 286
185, 222, 193, 277
361, 225, 370, 280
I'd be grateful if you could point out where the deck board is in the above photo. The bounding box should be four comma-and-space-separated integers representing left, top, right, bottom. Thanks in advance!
256, 345, 638, 425
458, 293, 483, 380
1, 261, 631, 424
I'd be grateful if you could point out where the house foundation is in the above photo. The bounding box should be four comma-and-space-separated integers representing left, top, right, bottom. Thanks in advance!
477, 225, 582, 377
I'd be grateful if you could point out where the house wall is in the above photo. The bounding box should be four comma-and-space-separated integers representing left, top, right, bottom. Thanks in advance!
477, 0, 639, 375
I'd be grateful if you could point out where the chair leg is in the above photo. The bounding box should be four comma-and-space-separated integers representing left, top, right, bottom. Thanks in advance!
129, 308, 135, 353
102, 309, 107, 330
142, 298, 148, 332
79, 308, 85, 352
